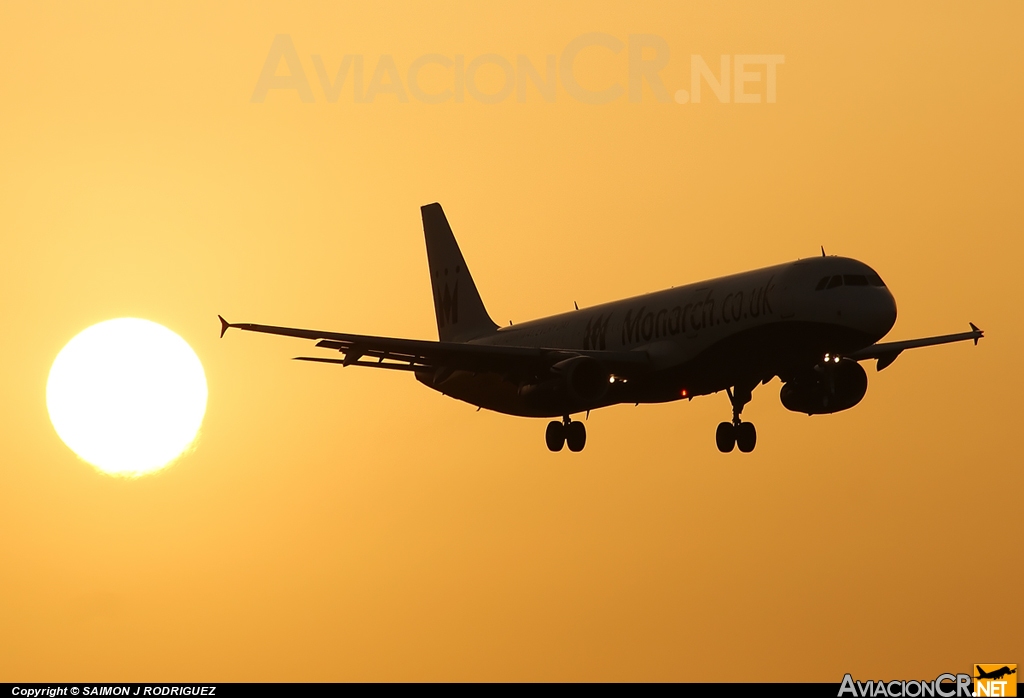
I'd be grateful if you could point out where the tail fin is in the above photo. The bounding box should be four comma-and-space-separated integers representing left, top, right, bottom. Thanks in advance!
421, 203, 498, 342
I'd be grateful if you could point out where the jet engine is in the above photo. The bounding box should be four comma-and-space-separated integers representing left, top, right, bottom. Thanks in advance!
519, 356, 610, 409
551, 356, 610, 404
780, 358, 867, 415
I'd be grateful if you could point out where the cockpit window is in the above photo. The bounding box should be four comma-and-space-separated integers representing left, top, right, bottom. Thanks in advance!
817, 274, 881, 290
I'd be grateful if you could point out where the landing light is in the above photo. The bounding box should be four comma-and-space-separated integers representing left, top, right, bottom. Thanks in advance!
681, 388, 689, 397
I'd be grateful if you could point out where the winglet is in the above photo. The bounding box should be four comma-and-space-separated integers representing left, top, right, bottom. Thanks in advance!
969, 322, 984, 345
218, 315, 232, 339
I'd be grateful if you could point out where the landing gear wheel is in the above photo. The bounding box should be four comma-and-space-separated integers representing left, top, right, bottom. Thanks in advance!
566, 421, 587, 452
736, 421, 757, 453
716, 422, 736, 453
545, 421, 565, 452
718, 384, 758, 454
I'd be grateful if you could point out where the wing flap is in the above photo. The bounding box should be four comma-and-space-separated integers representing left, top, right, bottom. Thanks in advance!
293, 356, 427, 372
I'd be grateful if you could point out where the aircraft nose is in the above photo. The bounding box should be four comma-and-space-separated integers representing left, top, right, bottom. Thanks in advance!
873, 289, 897, 338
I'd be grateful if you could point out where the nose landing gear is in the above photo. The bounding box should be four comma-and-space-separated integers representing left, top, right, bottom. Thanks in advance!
716, 386, 757, 453
545, 415, 586, 452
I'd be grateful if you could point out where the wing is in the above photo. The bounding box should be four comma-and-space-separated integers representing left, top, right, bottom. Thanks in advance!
218, 316, 652, 378
847, 323, 984, 371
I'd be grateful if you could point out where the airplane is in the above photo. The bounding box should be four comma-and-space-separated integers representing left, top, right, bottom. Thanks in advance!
219, 202, 983, 453
976, 666, 1016, 681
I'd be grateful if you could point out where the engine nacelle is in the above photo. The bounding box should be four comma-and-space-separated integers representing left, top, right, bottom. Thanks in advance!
551, 356, 610, 404
519, 356, 610, 409
780, 358, 867, 415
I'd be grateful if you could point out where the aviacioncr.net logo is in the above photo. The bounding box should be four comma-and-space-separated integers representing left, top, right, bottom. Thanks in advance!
974, 665, 1017, 697
839, 673, 972, 698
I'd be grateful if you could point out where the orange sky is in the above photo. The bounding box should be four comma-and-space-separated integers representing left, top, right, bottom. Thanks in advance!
1, 1, 1020, 681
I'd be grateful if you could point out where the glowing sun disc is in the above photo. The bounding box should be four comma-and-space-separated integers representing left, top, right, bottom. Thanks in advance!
47, 318, 208, 477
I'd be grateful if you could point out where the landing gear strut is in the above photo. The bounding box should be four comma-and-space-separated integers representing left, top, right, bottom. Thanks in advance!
546, 415, 586, 452
716, 386, 757, 453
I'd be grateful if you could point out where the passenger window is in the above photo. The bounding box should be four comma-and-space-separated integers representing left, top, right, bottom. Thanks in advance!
868, 274, 885, 287
844, 274, 868, 286
826, 275, 843, 289
815, 276, 830, 290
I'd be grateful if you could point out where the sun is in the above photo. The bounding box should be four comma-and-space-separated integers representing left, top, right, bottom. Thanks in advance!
46, 318, 208, 477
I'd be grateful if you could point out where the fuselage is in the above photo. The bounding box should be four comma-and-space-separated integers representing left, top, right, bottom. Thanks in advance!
417, 256, 898, 417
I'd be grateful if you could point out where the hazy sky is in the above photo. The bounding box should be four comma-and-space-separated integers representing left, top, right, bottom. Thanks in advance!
1, 1, 1020, 681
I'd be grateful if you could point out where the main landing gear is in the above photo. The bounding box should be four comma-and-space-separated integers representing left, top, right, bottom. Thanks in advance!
546, 416, 586, 452
716, 386, 757, 453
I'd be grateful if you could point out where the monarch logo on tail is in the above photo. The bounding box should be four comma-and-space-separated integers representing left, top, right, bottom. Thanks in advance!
435, 278, 459, 329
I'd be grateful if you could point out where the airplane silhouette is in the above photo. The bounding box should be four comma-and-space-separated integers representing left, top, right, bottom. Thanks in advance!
976, 666, 1016, 681
219, 202, 984, 453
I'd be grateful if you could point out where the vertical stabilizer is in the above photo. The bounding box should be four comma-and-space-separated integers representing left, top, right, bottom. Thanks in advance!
421, 203, 498, 342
